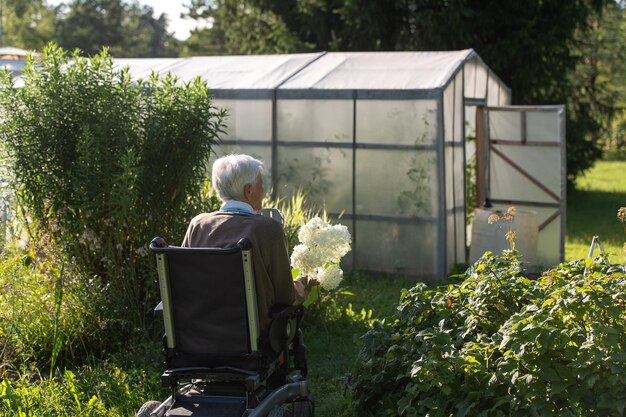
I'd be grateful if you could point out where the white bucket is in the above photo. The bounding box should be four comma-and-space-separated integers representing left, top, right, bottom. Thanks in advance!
468, 208, 538, 268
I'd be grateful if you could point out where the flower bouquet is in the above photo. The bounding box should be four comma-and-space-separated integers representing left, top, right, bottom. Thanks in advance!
290, 217, 351, 291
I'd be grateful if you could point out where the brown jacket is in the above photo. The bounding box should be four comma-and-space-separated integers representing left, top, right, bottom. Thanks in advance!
181, 211, 310, 332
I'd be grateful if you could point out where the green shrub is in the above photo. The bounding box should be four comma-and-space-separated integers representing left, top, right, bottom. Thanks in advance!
351, 251, 626, 417
0, 44, 226, 332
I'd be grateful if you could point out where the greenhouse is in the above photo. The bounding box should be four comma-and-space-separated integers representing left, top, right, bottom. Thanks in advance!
112, 50, 564, 279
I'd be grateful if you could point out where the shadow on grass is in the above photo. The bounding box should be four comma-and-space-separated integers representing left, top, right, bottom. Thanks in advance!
301, 272, 417, 417
567, 188, 626, 245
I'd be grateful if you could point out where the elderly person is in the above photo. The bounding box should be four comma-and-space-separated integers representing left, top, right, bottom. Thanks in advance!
181, 154, 314, 333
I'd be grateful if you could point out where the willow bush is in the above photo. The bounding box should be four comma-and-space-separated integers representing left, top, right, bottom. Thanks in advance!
0, 44, 226, 335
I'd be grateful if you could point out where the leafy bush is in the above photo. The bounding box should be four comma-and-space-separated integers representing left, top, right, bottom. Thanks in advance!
351, 251, 626, 417
0, 44, 225, 330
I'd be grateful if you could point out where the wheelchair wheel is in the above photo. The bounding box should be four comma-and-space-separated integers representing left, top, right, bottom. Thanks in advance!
136, 400, 161, 417
268, 406, 290, 417
293, 401, 313, 417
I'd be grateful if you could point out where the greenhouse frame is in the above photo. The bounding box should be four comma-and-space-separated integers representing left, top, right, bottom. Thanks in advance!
113, 50, 542, 279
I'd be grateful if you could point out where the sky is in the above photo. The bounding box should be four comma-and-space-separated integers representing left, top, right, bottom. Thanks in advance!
138, 0, 199, 40
47, 0, 200, 40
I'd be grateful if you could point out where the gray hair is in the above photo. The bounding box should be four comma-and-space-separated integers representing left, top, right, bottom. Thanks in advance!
211, 154, 264, 201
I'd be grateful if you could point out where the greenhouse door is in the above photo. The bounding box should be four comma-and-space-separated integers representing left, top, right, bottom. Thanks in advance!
475, 105, 566, 268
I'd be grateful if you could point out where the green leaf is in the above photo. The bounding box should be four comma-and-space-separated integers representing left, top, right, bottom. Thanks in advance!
303, 286, 319, 307
539, 367, 561, 382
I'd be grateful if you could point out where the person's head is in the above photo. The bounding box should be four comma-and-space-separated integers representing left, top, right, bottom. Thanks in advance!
212, 154, 265, 211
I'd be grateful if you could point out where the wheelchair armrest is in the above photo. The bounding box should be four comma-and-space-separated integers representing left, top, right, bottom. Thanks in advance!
268, 304, 300, 320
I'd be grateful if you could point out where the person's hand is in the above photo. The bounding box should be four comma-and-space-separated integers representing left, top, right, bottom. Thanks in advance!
303, 276, 319, 287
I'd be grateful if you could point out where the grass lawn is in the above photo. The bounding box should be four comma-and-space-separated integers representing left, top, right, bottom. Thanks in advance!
566, 160, 626, 264
302, 273, 415, 417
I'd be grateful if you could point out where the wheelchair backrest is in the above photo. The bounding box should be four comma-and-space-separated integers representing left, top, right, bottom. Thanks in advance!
150, 237, 261, 363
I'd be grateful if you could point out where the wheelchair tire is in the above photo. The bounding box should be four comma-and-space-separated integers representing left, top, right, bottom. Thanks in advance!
136, 400, 162, 417
268, 406, 290, 417
293, 401, 313, 417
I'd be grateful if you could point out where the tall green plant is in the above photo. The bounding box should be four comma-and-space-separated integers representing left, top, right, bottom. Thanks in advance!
0, 44, 226, 330
263, 188, 327, 254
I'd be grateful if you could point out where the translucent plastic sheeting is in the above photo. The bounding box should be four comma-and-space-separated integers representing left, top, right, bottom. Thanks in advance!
355, 219, 438, 277
436, 73, 465, 271
489, 110, 521, 141
445, 145, 466, 268
454, 72, 464, 143
169, 54, 323, 88
465, 106, 477, 140
444, 81, 455, 144
277, 100, 353, 142
339, 222, 355, 269
356, 100, 437, 145
455, 209, 466, 264
527, 111, 561, 143
276, 146, 352, 214
489, 145, 561, 204
536, 212, 560, 268
454, 146, 465, 204
490, 203, 560, 269
500, 89, 512, 106
446, 210, 467, 269
487, 74, 501, 106
473, 59, 489, 100
355, 149, 437, 217
113, 58, 178, 78
445, 145, 455, 210
463, 59, 477, 98
446, 212, 455, 270
279, 50, 473, 91
214, 99, 273, 141
485, 106, 565, 268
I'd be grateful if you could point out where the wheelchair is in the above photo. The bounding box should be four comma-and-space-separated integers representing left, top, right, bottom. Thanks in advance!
136, 236, 314, 417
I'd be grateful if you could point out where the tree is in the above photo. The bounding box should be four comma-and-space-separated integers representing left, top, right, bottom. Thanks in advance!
565, 1, 626, 180
56, 0, 179, 57
0, 0, 56, 49
122, 2, 180, 57
182, 0, 304, 55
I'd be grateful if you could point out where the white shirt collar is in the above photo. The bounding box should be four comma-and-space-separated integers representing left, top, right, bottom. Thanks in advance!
220, 199, 255, 214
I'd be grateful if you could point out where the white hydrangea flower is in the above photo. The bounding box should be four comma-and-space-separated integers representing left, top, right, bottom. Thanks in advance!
317, 263, 343, 290
290, 217, 352, 290
291, 244, 324, 280
297, 217, 328, 246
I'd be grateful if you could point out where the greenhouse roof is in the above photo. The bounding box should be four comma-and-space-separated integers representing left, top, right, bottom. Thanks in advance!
113, 49, 499, 92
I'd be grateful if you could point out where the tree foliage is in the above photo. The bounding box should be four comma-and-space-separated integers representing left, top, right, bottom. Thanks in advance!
0, 0, 56, 49
182, 0, 304, 55
55, 0, 179, 57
